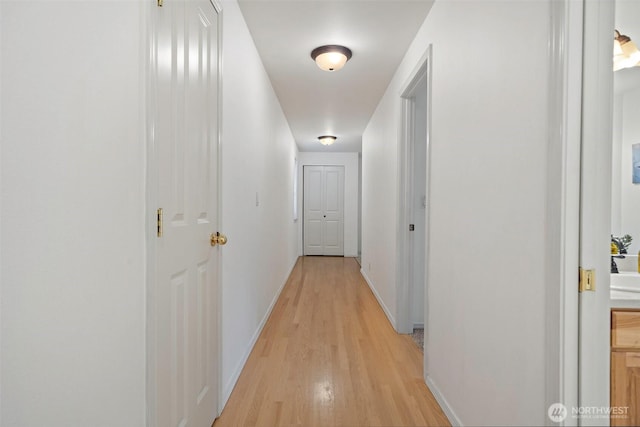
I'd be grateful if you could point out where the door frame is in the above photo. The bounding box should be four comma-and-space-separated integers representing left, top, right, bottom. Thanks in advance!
145, 0, 224, 424
546, 0, 584, 423
577, 0, 615, 424
552, 0, 615, 424
396, 46, 432, 336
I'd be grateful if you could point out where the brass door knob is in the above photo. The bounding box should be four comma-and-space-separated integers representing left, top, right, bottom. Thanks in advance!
210, 232, 228, 247
216, 232, 227, 245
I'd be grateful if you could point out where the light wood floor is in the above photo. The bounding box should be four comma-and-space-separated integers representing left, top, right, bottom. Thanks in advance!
213, 256, 450, 427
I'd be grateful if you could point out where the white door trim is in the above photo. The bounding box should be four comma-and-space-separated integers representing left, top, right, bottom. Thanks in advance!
396, 46, 432, 337
552, 1, 616, 425
547, 0, 584, 424
578, 1, 614, 424
145, 4, 159, 424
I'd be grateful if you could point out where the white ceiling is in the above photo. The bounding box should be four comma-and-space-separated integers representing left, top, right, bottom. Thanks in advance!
237, 0, 435, 153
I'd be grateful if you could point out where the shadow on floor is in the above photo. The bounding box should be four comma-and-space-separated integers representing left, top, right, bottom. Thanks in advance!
411, 327, 424, 351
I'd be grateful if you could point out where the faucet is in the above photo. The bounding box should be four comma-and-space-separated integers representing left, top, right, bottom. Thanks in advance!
612, 255, 625, 273
610, 234, 635, 273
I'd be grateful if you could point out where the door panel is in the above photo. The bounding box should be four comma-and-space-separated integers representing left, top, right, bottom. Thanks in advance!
323, 166, 344, 256
306, 221, 323, 253
307, 168, 323, 212
304, 166, 324, 254
303, 166, 344, 256
153, 1, 220, 426
324, 220, 340, 247
324, 169, 340, 212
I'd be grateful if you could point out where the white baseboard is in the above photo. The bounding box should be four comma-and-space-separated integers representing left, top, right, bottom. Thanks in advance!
426, 375, 462, 426
359, 268, 396, 330
220, 256, 299, 409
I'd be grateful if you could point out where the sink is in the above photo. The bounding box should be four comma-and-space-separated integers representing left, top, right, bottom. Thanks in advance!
613, 254, 639, 272
610, 255, 640, 308
611, 271, 640, 293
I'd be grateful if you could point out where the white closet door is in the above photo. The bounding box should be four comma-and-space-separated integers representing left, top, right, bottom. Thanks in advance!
304, 166, 324, 255
304, 166, 344, 256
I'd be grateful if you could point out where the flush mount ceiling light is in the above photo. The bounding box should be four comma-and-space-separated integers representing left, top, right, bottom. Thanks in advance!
614, 30, 640, 71
318, 135, 337, 146
310, 45, 352, 72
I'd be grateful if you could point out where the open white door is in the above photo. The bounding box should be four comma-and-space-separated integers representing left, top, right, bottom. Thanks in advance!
148, 0, 222, 426
579, 1, 614, 425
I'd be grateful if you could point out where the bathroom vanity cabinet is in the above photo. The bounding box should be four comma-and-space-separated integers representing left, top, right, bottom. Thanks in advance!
611, 309, 640, 426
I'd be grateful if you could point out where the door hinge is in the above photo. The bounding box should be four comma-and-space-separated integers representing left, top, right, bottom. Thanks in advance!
409, 224, 415, 231
157, 0, 163, 7
157, 208, 163, 237
579, 268, 595, 292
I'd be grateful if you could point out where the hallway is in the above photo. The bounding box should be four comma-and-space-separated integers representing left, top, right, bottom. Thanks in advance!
214, 256, 449, 427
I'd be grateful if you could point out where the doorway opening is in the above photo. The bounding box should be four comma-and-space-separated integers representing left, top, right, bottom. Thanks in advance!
397, 47, 432, 346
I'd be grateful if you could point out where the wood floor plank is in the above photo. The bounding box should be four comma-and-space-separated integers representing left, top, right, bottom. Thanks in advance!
214, 256, 450, 427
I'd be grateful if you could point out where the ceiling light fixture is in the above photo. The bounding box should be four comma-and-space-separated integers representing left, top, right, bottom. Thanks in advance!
614, 30, 640, 71
318, 135, 337, 146
310, 45, 352, 72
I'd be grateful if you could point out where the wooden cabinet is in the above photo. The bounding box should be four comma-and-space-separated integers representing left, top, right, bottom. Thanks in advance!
611, 309, 640, 426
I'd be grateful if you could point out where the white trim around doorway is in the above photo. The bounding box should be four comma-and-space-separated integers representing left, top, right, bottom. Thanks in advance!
546, 0, 584, 424
396, 45, 433, 338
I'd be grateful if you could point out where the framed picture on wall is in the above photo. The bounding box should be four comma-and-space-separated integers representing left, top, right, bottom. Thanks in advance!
633, 143, 640, 184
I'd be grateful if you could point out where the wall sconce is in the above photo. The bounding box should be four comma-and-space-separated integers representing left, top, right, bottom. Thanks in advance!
310, 45, 352, 72
614, 30, 640, 71
318, 135, 337, 146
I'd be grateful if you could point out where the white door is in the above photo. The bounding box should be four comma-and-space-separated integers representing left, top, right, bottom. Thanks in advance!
151, 1, 221, 426
304, 166, 344, 256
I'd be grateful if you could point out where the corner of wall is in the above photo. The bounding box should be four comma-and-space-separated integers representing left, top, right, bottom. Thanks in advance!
425, 376, 461, 427
359, 267, 396, 329
220, 256, 298, 408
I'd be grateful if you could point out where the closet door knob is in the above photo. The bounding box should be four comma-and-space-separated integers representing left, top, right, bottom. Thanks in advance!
210, 232, 228, 246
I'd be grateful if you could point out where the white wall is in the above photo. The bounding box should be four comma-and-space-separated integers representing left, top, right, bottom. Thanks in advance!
358, 153, 362, 256
361, 86, 399, 326
1, 2, 146, 425
612, 95, 623, 235
220, 0, 299, 408
297, 152, 359, 257
362, 1, 550, 425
